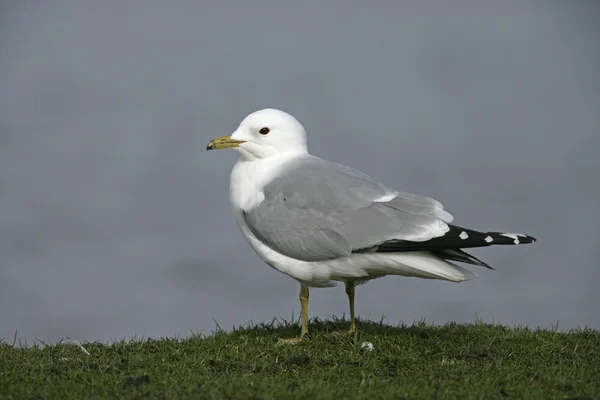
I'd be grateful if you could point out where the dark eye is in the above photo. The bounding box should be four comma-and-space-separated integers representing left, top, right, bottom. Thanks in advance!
259, 127, 270, 135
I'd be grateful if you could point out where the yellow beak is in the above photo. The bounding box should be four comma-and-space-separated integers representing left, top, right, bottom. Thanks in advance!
206, 135, 245, 151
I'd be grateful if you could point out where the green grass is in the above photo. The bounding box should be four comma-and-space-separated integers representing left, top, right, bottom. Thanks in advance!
1, 318, 599, 399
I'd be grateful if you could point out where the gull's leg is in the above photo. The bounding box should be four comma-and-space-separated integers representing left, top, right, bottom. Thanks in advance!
300, 284, 310, 337
276, 284, 310, 345
345, 281, 356, 335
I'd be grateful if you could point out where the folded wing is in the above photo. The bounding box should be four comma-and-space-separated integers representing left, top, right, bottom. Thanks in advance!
243, 156, 452, 262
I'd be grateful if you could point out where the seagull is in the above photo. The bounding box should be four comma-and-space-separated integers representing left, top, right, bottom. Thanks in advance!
206, 108, 536, 342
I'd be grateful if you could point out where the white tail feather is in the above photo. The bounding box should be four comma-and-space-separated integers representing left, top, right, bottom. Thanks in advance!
326, 251, 478, 283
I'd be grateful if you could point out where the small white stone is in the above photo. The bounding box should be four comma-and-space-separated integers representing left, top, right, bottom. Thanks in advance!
360, 342, 374, 351
459, 231, 469, 240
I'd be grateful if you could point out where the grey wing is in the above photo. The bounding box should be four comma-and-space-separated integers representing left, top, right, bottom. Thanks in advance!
243, 156, 452, 262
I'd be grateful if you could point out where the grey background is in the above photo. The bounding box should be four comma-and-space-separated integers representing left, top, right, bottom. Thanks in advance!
1, 1, 599, 344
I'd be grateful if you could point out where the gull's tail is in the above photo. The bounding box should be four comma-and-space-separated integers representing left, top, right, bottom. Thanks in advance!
351, 252, 480, 282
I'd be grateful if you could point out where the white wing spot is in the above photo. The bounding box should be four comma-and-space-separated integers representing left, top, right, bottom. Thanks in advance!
459, 231, 469, 240
373, 191, 398, 203
484, 236, 493, 243
501, 233, 520, 244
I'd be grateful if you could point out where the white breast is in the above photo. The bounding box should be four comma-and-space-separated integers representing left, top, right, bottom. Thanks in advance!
228, 154, 305, 212
229, 160, 265, 213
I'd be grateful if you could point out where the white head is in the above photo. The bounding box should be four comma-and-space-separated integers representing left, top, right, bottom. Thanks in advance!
206, 109, 308, 160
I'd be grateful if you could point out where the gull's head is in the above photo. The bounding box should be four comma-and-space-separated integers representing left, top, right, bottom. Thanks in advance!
206, 108, 308, 160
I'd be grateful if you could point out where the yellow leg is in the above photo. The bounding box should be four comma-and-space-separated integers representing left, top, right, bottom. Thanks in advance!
345, 281, 356, 334
276, 284, 309, 345
300, 284, 309, 337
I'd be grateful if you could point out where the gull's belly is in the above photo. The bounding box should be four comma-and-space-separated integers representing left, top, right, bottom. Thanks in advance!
229, 208, 376, 287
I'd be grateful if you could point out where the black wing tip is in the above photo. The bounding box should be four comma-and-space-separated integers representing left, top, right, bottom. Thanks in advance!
476, 261, 496, 271
483, 262, 496, 271
364, 226, 537, 254
486, 232, 537, 245
480, 265, 496, 271
445, 226, 537, 247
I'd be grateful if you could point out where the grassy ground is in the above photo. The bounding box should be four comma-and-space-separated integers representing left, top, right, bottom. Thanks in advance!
1, 318, 598, 399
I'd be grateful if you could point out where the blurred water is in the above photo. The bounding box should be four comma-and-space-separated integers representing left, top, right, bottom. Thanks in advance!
1, 1, 599, 344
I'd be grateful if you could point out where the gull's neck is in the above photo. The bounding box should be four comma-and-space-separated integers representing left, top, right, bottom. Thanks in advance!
229, 152, 307, 212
